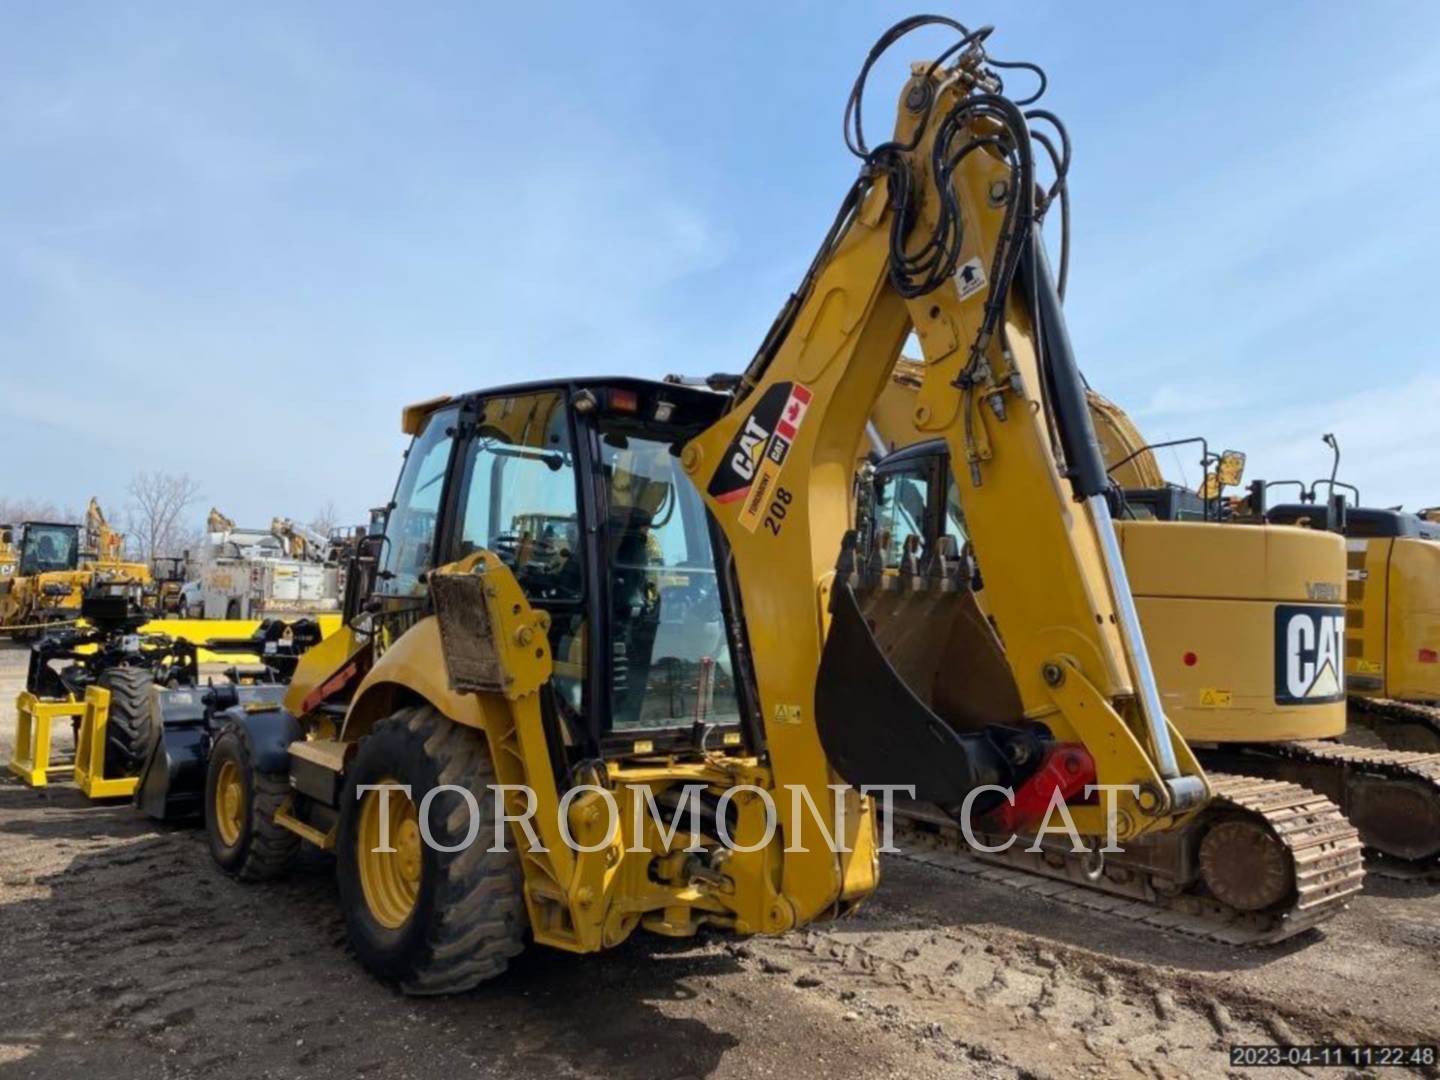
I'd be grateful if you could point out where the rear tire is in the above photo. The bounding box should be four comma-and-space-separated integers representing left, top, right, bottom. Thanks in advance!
205, 722, 299, 881
336, 705, 526, 994
98, 666, 155, 778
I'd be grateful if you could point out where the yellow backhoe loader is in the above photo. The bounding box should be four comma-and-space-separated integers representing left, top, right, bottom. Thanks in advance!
867, 365, 1438, 868
148, 555, 188, 615
133, 17, 1360, 993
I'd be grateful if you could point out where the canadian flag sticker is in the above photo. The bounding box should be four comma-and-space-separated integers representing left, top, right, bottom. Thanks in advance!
775, 384, 812, 441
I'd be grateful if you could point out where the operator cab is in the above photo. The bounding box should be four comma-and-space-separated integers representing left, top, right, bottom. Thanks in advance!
152, 556, 188, 582
354, 377, 754, 764
1117, 485, 1208, 522
18, 522, 81, 576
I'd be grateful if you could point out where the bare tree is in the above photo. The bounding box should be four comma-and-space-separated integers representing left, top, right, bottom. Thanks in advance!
309, 499, 340, 538
126, 472, 203, 562
0, 497, 80, 524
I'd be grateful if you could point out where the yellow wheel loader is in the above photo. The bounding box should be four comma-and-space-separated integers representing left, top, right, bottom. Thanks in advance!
867, 367, 1437, 868
0, 501, 152, 639
134, 16, 1359, 992
0, 521, 90, 638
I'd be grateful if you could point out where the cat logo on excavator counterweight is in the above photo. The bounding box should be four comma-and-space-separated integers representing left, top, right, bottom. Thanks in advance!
1274, 604, 1345, 704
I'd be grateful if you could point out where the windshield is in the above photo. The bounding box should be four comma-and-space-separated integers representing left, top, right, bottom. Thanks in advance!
20, 525, 79, 575
454, 391, 586, 717
599, 426, 741, 732
943, 474, 972, 553
872, 466, 929, 569
379, 406, 459, 595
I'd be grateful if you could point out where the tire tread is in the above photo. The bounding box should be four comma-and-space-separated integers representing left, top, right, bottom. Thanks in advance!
369, 706, 525, 995
98, 666, 154, 778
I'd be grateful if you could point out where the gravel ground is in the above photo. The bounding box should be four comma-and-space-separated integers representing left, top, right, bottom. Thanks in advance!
2, 641, 1437, 1079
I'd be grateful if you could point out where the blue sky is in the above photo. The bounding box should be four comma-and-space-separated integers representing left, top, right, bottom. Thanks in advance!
3, 3, 1437, 528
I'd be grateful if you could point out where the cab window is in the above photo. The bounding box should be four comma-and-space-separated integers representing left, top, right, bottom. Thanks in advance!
598, 425, 741, 731
453, 391, 585, 715
872, 465, 930, 570
20, 525, 80, 576
943, 473, 972, 553
379, 405, 458, 596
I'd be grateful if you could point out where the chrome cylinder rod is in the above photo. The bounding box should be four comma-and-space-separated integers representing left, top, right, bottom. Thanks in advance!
1086, 491, 1181, 781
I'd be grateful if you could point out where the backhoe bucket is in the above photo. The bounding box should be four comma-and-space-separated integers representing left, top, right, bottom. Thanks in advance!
858, 579, 1024, 733
815, 581, 1025, 806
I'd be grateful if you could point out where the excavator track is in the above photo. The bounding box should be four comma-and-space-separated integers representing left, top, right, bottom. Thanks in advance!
1347, 696, 1440, 753
890, 772, 1364, 947
1270, 740, 1440, 865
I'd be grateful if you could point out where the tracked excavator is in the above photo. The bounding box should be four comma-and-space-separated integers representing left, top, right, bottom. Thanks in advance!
868, 364, 1437, 870
1109, 426, 1440, 865
1254, 454, 1440, 847
136, 18, 1360, 994
1258, 457, 1440, 757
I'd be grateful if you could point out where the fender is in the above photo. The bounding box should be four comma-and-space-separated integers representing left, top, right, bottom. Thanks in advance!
221, 690, 302, 773
341, 616, 495, 742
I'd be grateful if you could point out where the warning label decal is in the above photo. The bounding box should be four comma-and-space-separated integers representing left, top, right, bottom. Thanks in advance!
955, 257, 987, 301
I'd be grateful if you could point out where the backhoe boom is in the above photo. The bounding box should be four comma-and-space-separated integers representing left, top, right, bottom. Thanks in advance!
689, 28, 1208, 853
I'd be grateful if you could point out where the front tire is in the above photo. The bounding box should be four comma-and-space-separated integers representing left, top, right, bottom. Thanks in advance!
98, 666, 155, 778
205, 722, 299, 881
336, 705, 526, 994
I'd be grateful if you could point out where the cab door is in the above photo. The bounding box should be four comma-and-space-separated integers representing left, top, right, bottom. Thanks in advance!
442, 390, 591, 737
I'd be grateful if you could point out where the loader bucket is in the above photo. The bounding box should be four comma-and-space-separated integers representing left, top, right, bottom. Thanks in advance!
815, 581, 1030, 808
134, 688, 210, 822
134, 682, 293, 822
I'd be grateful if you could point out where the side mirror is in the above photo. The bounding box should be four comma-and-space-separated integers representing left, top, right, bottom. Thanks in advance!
1217, 450, 1246, 488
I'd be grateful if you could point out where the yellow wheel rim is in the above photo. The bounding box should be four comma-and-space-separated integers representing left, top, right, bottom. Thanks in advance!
357, 778, 422, 929
214, 760, 245, 848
